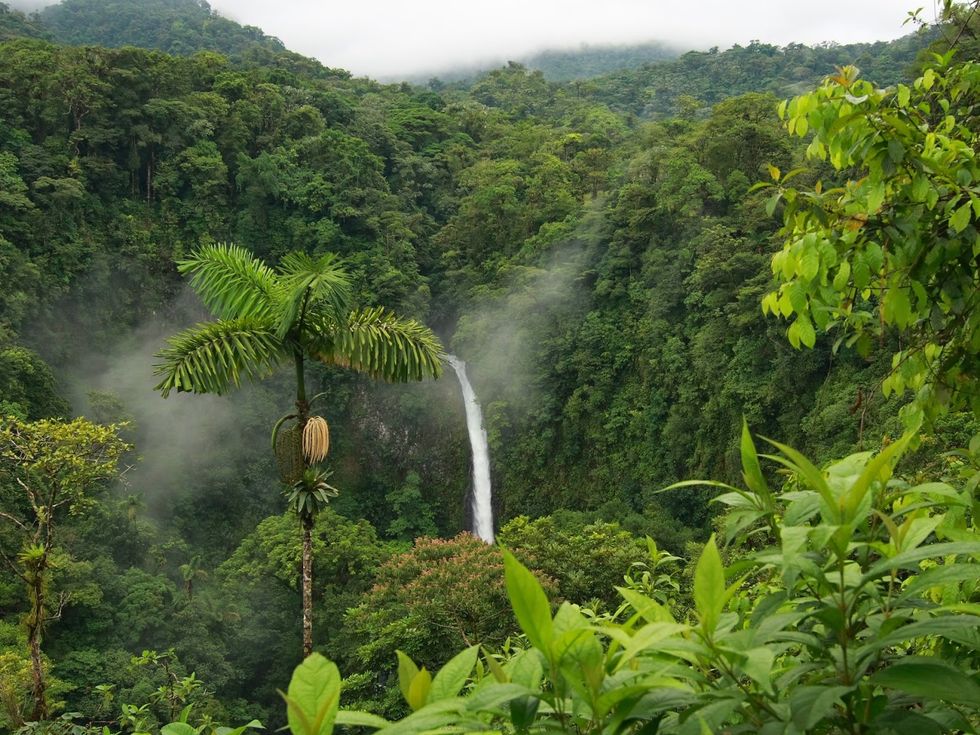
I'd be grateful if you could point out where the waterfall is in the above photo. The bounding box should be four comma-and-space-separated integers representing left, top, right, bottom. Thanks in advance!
446, 355, 494, 543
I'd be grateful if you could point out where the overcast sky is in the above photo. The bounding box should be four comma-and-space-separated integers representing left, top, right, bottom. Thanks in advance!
17, 0, 920, 79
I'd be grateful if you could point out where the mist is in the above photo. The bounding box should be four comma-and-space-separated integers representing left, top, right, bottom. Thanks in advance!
8, 0, 916, 79
452, 198, 607, 424
62, 289, 283, 522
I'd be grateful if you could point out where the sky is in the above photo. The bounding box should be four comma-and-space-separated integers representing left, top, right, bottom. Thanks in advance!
207, 0, 915, 78
14, 0, 920, 79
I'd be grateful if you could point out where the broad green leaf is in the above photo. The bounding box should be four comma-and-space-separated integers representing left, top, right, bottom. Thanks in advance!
334, 711, 389, 729
788, 280, 808, 313
852, 256, 871, 289
284, 653, 341, 735
502, 548, 553, 652
161, 725, 197, 735
874, 658, 980, 706
396, 651, 419, 704
866, 181, 886, 212
800, 247, 820, 281
215, 720, 264, 735
897, 84, 910, 107
506, 649, 543, 689
616, 587, 675, 624
840, 433, 911, 521
373, 699, 465, 735
898, 515, 942, 552
896, 563, 980, 602
796, 315, 816, 348
766, 192, 782, 216
789, 685, 852, 730
615, 623, 688, 670
863, 541, 980, 581
406, 667, 432, 711
763, 439, 838, 522
788, 319, 801, 349
509, 696, 540, 730
871, 615, 980, 650
428, 645, 479, 703
886, 288, 912, 328
553, 601, 589, 636
694, 535, 725, 634
887, 138, 905, 163
483, 650, 508, 683
465, 683, 535, 712
741, 647, 775, 692
555, 628, 605, 697
949, 200, 972, 233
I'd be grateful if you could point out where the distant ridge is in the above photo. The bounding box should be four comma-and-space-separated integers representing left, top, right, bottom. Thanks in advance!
394, 40, 684, 84
570, 31, 936, 118
0, 0, 936, 114
36, 0, 286, 58
0, 1, 48, 40
524, 41, 681, 81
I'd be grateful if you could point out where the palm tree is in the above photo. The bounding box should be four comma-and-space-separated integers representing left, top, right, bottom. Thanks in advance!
154, 243, 443, 656
178, 554, 207, 600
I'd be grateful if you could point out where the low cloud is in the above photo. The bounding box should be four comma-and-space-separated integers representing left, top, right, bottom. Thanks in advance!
209, 0, 912, 78
63, 289, 281, 519
12, 0, 914, 79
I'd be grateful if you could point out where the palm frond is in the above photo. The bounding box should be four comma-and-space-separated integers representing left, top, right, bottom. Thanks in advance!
275, 252, 352, 339
154, 319, 286, 397
179, 243, 279, 321
311, 307, 444, 382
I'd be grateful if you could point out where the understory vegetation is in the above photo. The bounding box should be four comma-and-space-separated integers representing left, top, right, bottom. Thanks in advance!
0, 0, 977, 733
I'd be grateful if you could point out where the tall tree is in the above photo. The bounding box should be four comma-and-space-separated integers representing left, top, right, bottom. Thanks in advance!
0, 417, 128, 721
153, 243, 443, 656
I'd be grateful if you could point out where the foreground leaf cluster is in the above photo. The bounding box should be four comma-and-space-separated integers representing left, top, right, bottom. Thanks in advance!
280, 426, 979, 734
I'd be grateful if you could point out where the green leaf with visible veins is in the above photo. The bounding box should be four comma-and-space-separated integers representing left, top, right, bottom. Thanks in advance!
502, 548, 553, 653
284, 654, 341, 735
874, 658, 980, 706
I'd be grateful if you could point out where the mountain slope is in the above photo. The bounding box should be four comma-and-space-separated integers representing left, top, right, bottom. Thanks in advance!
523, 41, 680, 80
402, 40, 683, 84
569, 31, 936, 118
37, 0, 285, 57
0, 1, 48, 40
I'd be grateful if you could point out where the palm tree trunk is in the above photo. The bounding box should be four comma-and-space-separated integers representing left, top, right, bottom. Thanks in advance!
295, 350, 314, 658
301, 514, 314, 657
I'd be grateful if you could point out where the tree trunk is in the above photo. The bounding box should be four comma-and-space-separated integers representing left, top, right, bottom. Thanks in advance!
146, 152, 153, 203
301, 514, 314, 658
294, 349, 315, 658
27, 572, 47, 721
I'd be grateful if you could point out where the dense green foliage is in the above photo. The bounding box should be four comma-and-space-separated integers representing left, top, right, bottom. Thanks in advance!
0, 416, 129, 722
415, 41, 681, 85
763, 56, 980, 419
282, 425, 980, 734
521, 41, 680, 82
0, 3, 47, 41
0, 0, 977, 731
38, 0, 286, 59
154, 242, 442, 655
564, 33, 937, 119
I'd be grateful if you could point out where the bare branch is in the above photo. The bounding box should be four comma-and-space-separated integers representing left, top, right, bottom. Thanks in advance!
0, 510, 29, 532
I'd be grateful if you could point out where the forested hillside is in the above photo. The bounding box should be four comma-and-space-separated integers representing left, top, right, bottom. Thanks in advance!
521, 41, 680, 80
37, 0, 287, 58
405, 41, 682, 84
0, 2, 47, 40
0, 1, 977, 733
565, 31, 937, 117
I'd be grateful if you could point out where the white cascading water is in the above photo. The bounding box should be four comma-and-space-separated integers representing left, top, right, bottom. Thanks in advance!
446, 355, 494, 543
